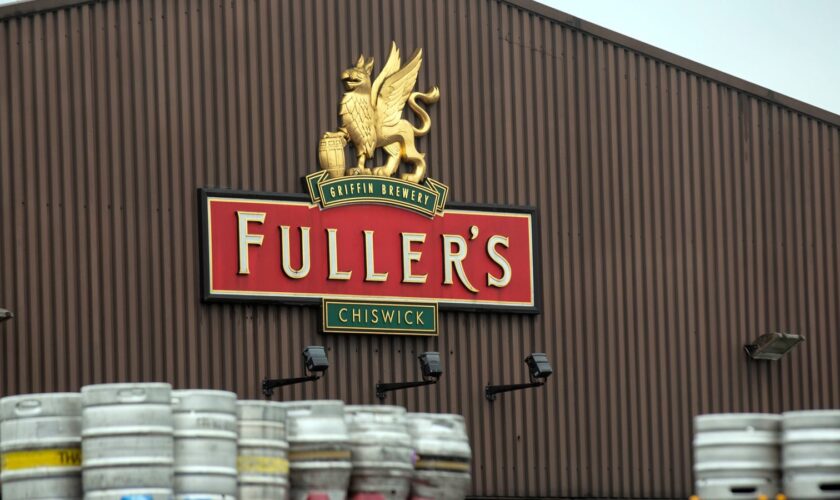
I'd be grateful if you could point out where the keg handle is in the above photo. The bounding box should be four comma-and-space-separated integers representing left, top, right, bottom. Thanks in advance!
14, 399, 42, 416
117, 388, 148, 402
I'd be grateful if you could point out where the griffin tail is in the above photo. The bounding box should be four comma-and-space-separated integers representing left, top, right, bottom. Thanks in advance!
407, 86, 440, 136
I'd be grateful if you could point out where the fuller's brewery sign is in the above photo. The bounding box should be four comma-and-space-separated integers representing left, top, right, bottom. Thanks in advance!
199, 43, 539, 336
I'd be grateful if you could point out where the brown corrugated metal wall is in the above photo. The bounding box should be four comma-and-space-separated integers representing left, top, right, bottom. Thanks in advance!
1, 0, 839, 497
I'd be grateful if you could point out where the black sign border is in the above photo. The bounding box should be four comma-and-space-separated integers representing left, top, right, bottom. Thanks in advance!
198, 187, 541, 315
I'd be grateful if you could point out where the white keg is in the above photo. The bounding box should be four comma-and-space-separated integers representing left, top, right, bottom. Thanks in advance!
282, 400, 352, 500
406, 413, 472, 500
172, 390, 238, 499
693, 413, 781, 499
237, 400, 289, 500
81, 382, 174, 500
0, 393, 83, 499
783, 410, 840, 499
345, 405, 413, 500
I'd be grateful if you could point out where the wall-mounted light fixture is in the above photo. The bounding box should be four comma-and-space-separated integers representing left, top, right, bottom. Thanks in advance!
262, 346, 329, 397
485, 352, 552, 401
376, 352, 442, 401
744, 332, 804, 361
0, 309, 12, 322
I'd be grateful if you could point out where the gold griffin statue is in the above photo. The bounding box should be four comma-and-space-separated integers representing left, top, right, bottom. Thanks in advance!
319, 42, 440, 184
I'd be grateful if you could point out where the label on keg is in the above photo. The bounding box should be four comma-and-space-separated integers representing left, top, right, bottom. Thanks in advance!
414, 455, 471, 472
0, 447, 82, 470
237, 455, 290, 474
287, 450, 352, 462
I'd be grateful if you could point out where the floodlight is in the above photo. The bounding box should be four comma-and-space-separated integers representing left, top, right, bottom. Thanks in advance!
262, 345, 329, 398
485, 352, 552, 401
419, 351, 442, 379
303, 346, 329, 372
525, 352, 553, 380
376, 352, 442, 401
744, 332, 804, 361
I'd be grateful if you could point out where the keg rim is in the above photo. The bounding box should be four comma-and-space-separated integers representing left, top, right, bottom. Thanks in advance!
81, 382, 173, 392
278, 399, 345, 408
345, 404, 407, 414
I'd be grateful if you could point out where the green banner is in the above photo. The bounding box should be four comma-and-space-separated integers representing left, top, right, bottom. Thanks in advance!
322, 299, 438, 336
306, 171, 448, 217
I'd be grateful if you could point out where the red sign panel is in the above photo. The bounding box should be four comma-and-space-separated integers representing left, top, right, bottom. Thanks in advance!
199, 189, 539, 312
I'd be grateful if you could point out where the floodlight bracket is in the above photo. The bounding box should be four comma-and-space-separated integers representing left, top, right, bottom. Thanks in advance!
262, 373, 322, 398
376, 377, 439, 401
485, 381, 544, 401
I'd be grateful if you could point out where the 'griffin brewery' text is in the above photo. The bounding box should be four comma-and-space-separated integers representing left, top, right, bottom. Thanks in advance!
327, 181, 432, 206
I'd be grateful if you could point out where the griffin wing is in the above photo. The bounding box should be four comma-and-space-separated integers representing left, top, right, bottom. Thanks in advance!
371, 42, 402, 106
374, 47, 423, 128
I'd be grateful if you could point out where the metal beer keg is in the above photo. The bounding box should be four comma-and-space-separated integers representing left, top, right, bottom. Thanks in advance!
237, 400, 290, 500
172, 389, 238, 499
81, 383, 174, 500
406, 413, 472, 500
693, 413, 781, 499
282, 400, 352, 500
345, 405, 413, 500
0, 393, 83, 499
783, 410, 840, 499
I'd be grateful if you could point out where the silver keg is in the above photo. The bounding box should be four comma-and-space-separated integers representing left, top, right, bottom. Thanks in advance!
783, 410, 840, 499
172, 390, 238, 499
81, 383, 174, 500
345, 405, 413, 500
406, 413, 472, 500
237, 400, 289, 500
0, 393, 83, 499
693, 413, 781, 499
282, 400, 352, 500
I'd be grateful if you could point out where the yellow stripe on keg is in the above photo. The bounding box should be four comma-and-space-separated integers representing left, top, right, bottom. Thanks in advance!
237, 455, 290, 474
0, 448, 82, 471
287, 450, 351, 462
414, 459, 471, 472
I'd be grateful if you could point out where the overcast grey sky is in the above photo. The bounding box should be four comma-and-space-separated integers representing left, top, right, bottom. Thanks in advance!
539, 0, 840, 116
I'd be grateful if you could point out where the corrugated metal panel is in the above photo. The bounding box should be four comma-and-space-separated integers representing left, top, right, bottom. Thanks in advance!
1, 0, 839, 498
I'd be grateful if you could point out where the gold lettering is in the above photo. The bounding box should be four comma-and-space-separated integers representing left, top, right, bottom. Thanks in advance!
442, 234, 479, 293
326, 228, 352, 280
338, 307, 349, 322
364, 230, 388, 282
352, 308, 361, 322
406, 310, 415, 325
382, 309, 395, 323
401, 233, 428, 284
236, 211, 266, 275
371, 309, 379, 324
487, 235, 512, 287
330, 187, 336, 198
280, 226, 311, 279
417, 311, 425, 325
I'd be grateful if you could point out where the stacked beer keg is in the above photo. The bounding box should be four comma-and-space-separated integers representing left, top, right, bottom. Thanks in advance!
693, 411, 840, 500
0, 384, 473, 500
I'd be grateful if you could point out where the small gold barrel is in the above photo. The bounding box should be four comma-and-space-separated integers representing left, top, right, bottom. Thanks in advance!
318, 134, 346, 178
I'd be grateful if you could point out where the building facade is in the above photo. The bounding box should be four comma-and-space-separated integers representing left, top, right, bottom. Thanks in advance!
1, 0, 839, 498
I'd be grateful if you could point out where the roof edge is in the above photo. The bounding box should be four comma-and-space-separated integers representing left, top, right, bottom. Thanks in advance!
0, 0, 93, 20
2, 0, 838, 128
507, 0, 840, 129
